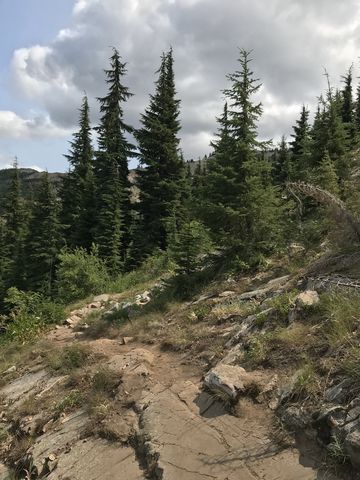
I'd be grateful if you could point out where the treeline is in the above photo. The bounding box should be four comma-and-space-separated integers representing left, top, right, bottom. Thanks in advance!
1, 47, 360, 304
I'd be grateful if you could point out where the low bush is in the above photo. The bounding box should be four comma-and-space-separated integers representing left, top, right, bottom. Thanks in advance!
4, 287, 65, 342
56, 246, 110, 303
46, 344, 92, 373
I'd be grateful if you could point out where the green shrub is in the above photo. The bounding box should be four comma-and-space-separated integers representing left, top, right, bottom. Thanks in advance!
55, 390, 83, 414
56, 246, 110, 303
4, 287, 65, 342
47, 344, 92, 373
108, 251, 173, 293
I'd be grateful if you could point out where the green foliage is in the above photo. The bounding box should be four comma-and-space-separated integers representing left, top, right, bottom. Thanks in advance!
327, 436, 350, 465
47, 344, 92, 373
25, 172, 63, 294
55, 390, 84, 414
56, 246, 110, 302
61, 96, 95, 250
199, 49, 282, 261
134, 48, 184, 262
171, 219, 212, 275
4, 287, 64, 342
93, 48, 135, 272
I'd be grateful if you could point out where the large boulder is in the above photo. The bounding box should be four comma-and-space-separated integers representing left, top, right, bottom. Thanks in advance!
204, 364, 273, 401
345, 430, 360, 469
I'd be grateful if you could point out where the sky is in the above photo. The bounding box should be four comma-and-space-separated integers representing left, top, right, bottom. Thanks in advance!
0, 0, 360, 172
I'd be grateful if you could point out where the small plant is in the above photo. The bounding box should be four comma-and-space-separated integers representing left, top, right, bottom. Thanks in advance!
91, 367, 120, 394
47, 344, 92, 373
193, 303, 212, 322
270, 289, 299, 322
327, 435, 350, 464
292, 362, 318, 399
55, 390, 83, 415
4, 288, 65, 342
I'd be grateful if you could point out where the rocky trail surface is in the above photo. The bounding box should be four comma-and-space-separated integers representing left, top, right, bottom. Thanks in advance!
0, 291, 341, 479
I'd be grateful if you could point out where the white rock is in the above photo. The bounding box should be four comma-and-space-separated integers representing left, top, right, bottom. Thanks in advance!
295, 290, 320, 308
93, 294, 110, 303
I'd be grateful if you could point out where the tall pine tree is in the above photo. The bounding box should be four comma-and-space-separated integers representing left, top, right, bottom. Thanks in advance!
134, 49, 183, 262
61, 96, 95, 250
94, 48, 135, 273
2, 160, 29, 290
26, 172, 62, 294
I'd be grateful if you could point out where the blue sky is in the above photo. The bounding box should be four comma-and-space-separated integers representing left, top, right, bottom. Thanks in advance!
1, 0, 360, 172
0, 0, 74, 171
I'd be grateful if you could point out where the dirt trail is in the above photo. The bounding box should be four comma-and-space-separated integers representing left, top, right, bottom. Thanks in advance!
0, 298, 340, 480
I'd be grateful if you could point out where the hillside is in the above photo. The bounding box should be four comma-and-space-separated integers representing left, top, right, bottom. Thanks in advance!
1, 250, 360, 479
0, 169, 66, 202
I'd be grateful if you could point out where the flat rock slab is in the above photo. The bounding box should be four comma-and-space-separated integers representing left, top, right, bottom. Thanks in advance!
0, 463, 10, 480
47, 439, 144, 480
0, 368, 50, 404
137, 380, 316, 479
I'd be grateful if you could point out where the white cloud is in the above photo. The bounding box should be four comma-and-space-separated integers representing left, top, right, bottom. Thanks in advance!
5, 0, 360, 158
0, 111, 70, 139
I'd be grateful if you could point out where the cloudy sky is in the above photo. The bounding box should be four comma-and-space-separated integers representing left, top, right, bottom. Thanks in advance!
0, 0, 359, 171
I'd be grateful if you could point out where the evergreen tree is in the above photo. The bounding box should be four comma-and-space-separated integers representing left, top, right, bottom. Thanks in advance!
61, 96, 95, 250
134, 49, 183, 261
341, 65, 354, 127
171, 218, 212, 275
272, 136, 293, 185
290, 105, 312, 179
2, 160, 29, 289
94, 48, 135, 273
202, 50, 281, 259
26, 172, 62, 294
315, 150, 340, 196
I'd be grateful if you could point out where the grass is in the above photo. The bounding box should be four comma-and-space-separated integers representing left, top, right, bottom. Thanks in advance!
54, 390, 84, 415
327, 435, 350, 464
317, 291, 360, 347
46, 344, 93, 374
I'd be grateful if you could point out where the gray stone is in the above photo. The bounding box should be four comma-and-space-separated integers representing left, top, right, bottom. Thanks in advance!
280, 406, 308, 431
345, 430, 360, 469
93, 294, 110, 303
325, 379, 352, 404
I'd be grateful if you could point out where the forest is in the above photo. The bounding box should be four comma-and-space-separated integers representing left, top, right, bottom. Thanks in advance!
0, 46, 359, 338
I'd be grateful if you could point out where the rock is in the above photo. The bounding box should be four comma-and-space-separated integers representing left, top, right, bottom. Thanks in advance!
219, 344, 244, 365
288, 243, 305, 256
107, 349, 155, 374
225, 308, 274, 348
238, 288, 267, 301
345, 430, 360, 468
295, 290, 320, 308
325, 379, 351, 404
89, 301, 101, 309
3, 365, 16, 374
218, 290, 236, 298
93, 294, 110, 303
280, 406, 308, 431
120, 336, 134, 345
135, 291, 151, 305
0, 463, 10, 480
204, 364, 269, 400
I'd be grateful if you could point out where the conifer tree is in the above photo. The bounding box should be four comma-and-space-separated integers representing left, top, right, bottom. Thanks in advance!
61, 96, 95, 250
341, 66, 354, 126
290, 106, 312, 179
315, 150, 340, 196
26, 172, 62, 294
2, 160, 29, 289
203, 50, 281, 259
272, 136, 293, 185
94, 48, 135, 273
134, 49, 183, 261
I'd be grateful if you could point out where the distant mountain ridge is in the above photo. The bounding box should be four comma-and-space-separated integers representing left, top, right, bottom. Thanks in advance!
0, 168, 66, 201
